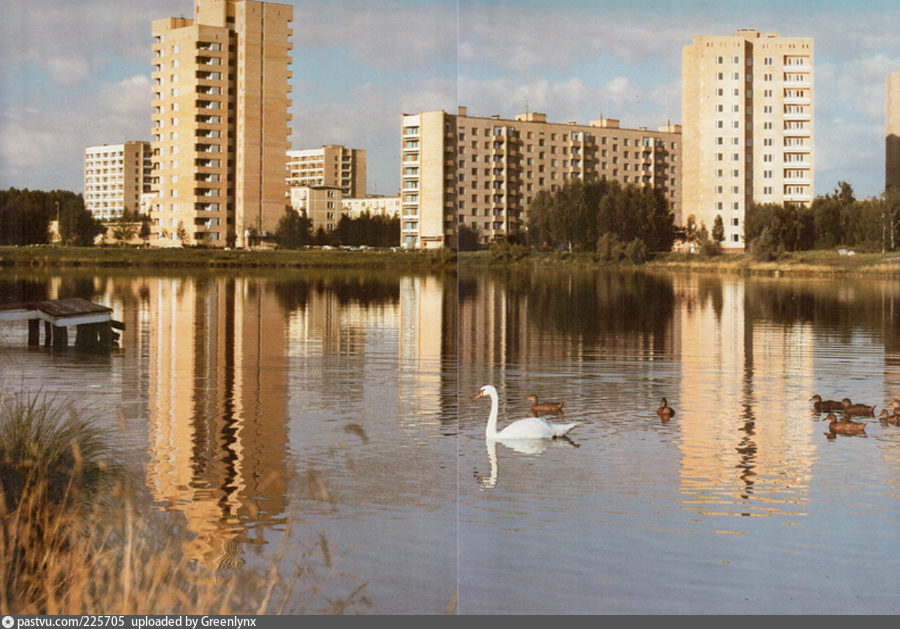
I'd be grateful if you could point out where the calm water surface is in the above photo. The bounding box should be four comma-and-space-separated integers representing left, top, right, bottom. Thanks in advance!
1, 268, 899, 614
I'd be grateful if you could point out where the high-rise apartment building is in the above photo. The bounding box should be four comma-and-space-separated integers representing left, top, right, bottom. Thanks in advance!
150, 0, 293, 247
401, 107, 681, 250
682, 29, 813, 249
287, 145, 367, 198
886, 71, 900, 194
83, 142, 152, 221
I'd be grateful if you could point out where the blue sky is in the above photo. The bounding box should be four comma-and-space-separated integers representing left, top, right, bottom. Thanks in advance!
2, 0, 900, 199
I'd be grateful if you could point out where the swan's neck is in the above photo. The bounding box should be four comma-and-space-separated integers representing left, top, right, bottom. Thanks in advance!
485, 391, 499, 439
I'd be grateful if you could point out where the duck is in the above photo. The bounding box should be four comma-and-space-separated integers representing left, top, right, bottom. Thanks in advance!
823, 413, 867, 436
656, 397, 676, 422
841, 398, 875, 417
879, 408, 900, 427
527, 394, 565, 416
475, 385, 579, 440
809, 394, 844, 412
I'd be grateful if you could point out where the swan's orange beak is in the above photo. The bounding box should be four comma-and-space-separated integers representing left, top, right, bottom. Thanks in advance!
473, 390, 484, 401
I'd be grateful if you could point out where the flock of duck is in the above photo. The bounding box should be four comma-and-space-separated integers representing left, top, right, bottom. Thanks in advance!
474, 385, 900, 444
810, 394, 900, 438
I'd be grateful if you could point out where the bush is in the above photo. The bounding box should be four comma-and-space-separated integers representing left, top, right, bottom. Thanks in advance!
489, 240, 528, 262
624, 238, 649, 264
596, 232, 625, 261
748, 226, 785, 262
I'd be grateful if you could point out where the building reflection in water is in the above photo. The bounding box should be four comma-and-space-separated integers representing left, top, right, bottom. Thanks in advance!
283, 272, 455, 436
145, 276, 289, 568
673, 276, 817, 518
457, 270, 852, 519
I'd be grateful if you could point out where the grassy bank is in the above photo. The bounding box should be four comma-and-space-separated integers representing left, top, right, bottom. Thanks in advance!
0, 245, 455, 271
5, 245, 900, 277
459, 249, 900, 277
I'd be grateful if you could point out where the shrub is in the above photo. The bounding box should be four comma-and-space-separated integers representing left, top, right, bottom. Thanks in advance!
489, 240, 528, 262
596, 232, 625, 261
624, 238, 649, 264
748, 226, 785, 262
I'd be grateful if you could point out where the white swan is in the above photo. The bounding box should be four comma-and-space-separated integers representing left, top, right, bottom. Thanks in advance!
474, 384, 579, 440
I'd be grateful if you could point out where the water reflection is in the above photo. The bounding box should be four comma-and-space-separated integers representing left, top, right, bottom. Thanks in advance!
145, 276, 290, 567
5, 267, 900, 612
459, 269, 900, 521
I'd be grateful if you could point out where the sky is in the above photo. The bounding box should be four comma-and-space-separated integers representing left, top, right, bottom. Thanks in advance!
3, 0, 900, 199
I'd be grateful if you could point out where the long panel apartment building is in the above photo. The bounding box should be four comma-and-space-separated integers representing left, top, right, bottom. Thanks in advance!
400, 107, 681, 250
83, 141, 153, 221
150, 0, 293, 247
286, 145, 366, 198
682, 29, 813, 249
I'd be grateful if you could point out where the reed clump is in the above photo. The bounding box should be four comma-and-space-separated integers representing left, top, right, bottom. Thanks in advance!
0, 391, 370, 615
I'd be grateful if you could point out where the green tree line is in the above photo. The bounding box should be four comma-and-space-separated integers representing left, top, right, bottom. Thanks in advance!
524, 179, 676, 255
0, 188, 104, 246
274, 209, 400, 249
745, 181, 900, 259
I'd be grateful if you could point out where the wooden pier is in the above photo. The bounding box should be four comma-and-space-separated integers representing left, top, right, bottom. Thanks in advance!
0, 298, 124, 350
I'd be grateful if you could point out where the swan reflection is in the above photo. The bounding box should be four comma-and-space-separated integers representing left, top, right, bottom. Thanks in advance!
476, 436, 580, 489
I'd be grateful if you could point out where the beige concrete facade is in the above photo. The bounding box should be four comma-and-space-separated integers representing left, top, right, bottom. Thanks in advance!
886, 71, 900, 194
83, 142, 152, 221
402, 107, 681, 250
682, 29, 814, 249
287, 145, 367, 198
289, 185, 342, 233
150, 0, 293, 248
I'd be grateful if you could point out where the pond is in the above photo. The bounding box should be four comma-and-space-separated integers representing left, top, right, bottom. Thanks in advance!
1, 267, 898, 614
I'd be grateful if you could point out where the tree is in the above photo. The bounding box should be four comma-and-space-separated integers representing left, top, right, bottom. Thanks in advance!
56, 194, 103, 246
712, 214, 725, 244
525, 179, 675, 254
274, 209, 312, 249
139, 219, 152, 244
457, 223, 482, 251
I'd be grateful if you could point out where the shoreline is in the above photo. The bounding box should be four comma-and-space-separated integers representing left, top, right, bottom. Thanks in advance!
0, 245, 456, 271
4, 245, 900, 277
458, 249, 900, 278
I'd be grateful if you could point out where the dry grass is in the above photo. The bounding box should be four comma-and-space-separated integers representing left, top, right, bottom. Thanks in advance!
0, 391, 371, 615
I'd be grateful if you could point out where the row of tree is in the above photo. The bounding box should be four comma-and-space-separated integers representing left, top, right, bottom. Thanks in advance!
522, 179, 676, 253
744, 181, 900, 257
0, 188, 104, 246
274, 210, 400, 249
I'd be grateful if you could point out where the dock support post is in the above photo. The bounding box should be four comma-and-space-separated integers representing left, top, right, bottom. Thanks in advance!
28, 319, 40, 346
44, 321, 52, 347
51, 325, 68, 350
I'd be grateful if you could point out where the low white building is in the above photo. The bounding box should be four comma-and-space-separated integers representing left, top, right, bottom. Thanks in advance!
342, 195, 401, 220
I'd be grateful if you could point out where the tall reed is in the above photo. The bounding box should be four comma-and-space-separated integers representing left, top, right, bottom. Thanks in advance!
0, 391, 370, 614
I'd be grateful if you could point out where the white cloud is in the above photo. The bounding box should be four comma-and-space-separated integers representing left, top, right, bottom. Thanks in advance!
45, 57, 91, 86
0, 73, 153, 190
293, 1, 457, 70
0, 0, 185, 83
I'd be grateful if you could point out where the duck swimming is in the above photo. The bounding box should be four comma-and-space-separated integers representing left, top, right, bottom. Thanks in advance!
527, 394, 565, 416
879, 408, 900, 427
656, 397, 676, 422
841, 398, 876, 417
823, 413, 867, 436
476, 385, 579, 440
810, 394, 844, 412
